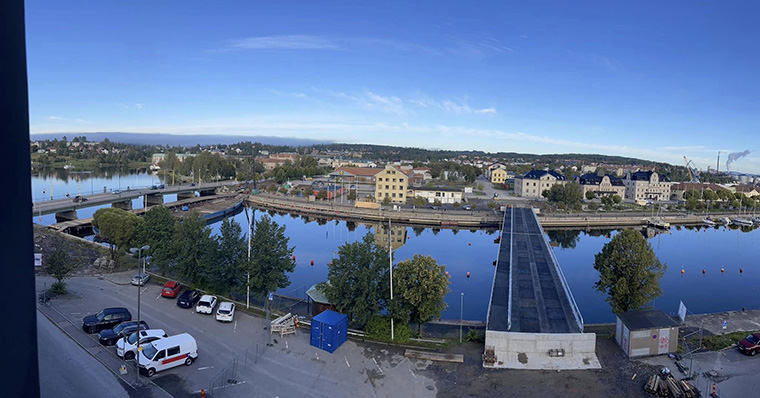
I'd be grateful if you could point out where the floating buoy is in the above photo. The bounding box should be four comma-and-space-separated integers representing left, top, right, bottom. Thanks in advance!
292, 255, 296, 261
310, 260, 314, 266
466, 272, 471, 278
445, 271, 450, 278
681, 268, 684, 274
740, 268, 743, 273
721, 267, 724, 273
468, 242, 472, 246
493, 260, 497, 266
702, 269, 706, 274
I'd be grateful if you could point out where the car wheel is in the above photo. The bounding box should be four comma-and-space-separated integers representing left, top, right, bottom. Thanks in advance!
147, 368, 155, 377
185, 357, 194, 366
752, 350, 757, 356
88, 326, 97, 334
125, 352, 134, 360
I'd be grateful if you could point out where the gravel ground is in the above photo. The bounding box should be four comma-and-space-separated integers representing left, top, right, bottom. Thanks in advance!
33, 224, 124, 278
417, 325, 657, 398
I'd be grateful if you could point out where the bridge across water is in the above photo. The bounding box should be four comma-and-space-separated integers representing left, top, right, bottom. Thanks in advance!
484, 207, 599, 369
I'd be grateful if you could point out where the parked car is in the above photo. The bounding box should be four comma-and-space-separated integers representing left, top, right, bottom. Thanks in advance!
139, 333, 198, 377
150, 185, 158, 190
72, 195, 88, 203
158, 184, 165, 189
196, 295, 218, 314
738, 332, 760, 355
112, 189, 121, 195
82, 307, 132, 334
99, 320, 149, 346
131, 273, 150, 286
161, 281, 182, 298
215, 302, 235, 322
462, 204, 472, 210
429, 204, 439, 210
190, 182, 196, 187
176, 289, 201, 308
116, 329, 167, 360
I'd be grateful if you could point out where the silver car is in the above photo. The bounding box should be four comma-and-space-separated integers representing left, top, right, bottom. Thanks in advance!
116, 329, 167, 360
131, 273, 150, 286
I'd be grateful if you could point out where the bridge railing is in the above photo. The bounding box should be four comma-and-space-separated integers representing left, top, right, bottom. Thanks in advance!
532, 210, 585, 332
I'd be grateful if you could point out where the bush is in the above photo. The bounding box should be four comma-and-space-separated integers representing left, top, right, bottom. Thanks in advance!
365, 315, 411, 343
50, 281, 67, 295
466, 328, 484, 343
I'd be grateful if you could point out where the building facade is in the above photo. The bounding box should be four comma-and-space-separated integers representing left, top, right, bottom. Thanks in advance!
576, 174, 625, 198
490, 168, 509, 184
514, 170, 567, 198
410, 186, 463, 204
374, 165, 409, 203
623, 171, 672, 202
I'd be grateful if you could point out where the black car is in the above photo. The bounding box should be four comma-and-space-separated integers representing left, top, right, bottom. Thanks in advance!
98, 320, 149, 346
72, 195, 88, 203
82, 307, 132, 334
177, 289, 201, 308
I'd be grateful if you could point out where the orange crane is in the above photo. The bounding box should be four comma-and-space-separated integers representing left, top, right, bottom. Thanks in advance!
683, 156, 700, 183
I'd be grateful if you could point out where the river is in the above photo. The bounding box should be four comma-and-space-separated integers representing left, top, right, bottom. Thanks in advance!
32, 171, 760, 324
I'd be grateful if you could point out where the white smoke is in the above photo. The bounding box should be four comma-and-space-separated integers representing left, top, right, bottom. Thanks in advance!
726, 150, 750, 170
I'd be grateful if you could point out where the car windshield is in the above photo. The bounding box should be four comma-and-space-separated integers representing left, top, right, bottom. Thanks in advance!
199, 301, 209, 307
113, 323, 128, 333
141, 343, 158, 360
127, 331, 139, 344
219, 309, 230, 314
96, 311, 105, 321
747, 335, 760, 344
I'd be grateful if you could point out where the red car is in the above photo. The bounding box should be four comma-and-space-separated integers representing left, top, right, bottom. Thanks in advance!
738, 332, 760, 356
161, 281, 182, 298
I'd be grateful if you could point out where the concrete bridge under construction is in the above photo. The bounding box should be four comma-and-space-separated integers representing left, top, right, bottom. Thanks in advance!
484, 207, 600, 370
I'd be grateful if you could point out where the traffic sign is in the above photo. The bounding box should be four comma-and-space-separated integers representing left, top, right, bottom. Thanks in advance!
268, 292, 273, 301
722, 321, 727, 330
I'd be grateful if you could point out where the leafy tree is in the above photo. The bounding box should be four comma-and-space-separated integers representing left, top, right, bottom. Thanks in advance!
612, 195, 622, 204
593, 229, 667, 313
389, 255, 450, 335
246, 215, 295, 300
413, 196, 427, 206
92, 208, 142, 259
382, 196, 392, 205
585, 191, 596, 200
546, 229, 581, 249
703, 190, 719, 202
317, 190, 328, 200
545, 183, 584, 210
171, 212, 216, 285
322, 233, 390, 327
210, 218, 247, 295
133, 206, 176, 275
347, 189, 357, 201
45, 248, 80, 294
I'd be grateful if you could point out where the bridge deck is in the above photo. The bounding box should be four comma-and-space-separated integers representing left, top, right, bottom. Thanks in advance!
487, 207, 581, 334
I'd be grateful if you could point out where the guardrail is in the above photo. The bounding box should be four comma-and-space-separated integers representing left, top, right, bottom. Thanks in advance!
532, 210, 585, 332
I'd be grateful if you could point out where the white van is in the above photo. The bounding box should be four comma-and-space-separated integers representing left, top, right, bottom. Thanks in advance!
138, 333, 198, 377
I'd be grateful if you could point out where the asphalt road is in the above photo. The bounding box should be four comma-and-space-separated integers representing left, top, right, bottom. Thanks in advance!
37, 310, 131, 398
37, 274, 436, 398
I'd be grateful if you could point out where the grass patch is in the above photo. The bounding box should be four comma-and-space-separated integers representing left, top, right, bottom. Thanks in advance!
699, 331, 749, 351
473, 191, 485, 196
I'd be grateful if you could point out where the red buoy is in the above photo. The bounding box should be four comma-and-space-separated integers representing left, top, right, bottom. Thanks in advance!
311, 260, 314, 266
702, 269, 706, 274
292, 255, 296, 261
740, 268, 744, 273
466, 272, 471, 278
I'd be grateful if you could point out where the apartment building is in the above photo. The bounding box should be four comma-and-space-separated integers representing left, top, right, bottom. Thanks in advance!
410, 186, 463, 204
490, 168, 510, 184
374, 165, 410, 203
576, 173, 626, 198
623, 171, 672, 202
514, 170, 567, 198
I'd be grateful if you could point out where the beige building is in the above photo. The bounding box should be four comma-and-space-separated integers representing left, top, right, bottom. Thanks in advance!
623, 171, 672, 202
615, 310, 679, 358
410, 186, 463, 204
577, 174, 625, 198
514, 170, 567, 198
670, 182, 728, 201
374, 165, 410, 203
491, 168, 509, 184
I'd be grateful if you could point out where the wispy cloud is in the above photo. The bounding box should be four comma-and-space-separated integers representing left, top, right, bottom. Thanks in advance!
227, 35, 342, 51
447, 37, 515, 59
115, 103, 144, 110
46, 115, 89, 123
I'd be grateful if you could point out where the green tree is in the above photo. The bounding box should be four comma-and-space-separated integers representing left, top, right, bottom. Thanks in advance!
317, 190, 328, 200
133, 206, 176, 275
322, 233, 390, 327
246, 215, 295, 300
612, 195, 622, 204
545, 182, 584, 210
92, 208, 142, 259
585, 191, 596, 200
171, 212, 216, 285
593, 229, 667, 313
210, 218, 247, 295
389, 255, 450, 335
45, 248, 80, 294
382, 196, 392, 205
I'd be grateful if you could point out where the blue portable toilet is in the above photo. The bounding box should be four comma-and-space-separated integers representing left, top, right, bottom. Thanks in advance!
310, 310, 348, 353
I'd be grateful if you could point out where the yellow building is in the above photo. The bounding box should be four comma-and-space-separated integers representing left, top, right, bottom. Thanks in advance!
491, 168, 508, 184
374, 223, 408, 251
374, 165, 409, 203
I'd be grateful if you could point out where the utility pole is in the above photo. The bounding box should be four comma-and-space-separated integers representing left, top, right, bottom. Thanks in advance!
389, 219, 394, 341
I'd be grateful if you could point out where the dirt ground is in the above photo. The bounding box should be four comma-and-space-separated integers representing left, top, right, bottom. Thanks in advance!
417, 325, 657, 398
33, 224, 123, 277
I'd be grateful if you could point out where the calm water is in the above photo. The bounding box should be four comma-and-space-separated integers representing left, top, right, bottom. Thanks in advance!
32, 171, 760, 324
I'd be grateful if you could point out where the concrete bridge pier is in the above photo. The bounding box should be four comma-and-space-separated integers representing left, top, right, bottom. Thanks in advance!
198, 188, 216, 197
177, 191, 196, 200
112, 200, 132, 211
143, 193, 163, 208
55, 210, 78, 223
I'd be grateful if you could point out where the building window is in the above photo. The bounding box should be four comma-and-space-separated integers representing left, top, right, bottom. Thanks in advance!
386, 185, 389, 189
392, 193, 396, 198
399, 178, 404, 183
392, 185, 396, 190
399, 193, 403, 198
393, 178, 396, 182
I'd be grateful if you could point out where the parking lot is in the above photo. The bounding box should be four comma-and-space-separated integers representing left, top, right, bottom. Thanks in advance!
36, 274, 436, 398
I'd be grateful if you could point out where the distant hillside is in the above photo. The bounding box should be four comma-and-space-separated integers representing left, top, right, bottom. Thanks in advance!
30, 132, 332, 147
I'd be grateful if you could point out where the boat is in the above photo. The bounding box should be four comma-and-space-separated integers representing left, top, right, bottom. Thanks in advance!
751, 216, 760, 225
731, 218, 754, 227
719, 217, 731, 225
702, 218, 716, 227
648, 218, 670, 229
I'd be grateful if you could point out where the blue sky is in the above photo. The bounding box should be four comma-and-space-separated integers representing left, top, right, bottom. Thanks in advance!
26, 1, 760, 173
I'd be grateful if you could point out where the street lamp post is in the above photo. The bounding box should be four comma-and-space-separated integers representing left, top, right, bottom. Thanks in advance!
460, 293, 464, 343
129, 245, 150, 385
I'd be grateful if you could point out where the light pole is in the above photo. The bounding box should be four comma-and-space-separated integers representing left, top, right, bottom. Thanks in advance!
460, 293, 464, 343
129, 244, 150, 385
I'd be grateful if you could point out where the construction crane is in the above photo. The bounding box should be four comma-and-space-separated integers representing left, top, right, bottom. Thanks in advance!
683, 156, 700, 183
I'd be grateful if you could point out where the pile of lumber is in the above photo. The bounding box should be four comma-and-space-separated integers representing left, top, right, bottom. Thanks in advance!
270, 313, 297, 338
646, 368, 698, 398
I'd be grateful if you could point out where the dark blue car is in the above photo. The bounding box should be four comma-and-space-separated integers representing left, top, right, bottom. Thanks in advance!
98, 320, 149, 346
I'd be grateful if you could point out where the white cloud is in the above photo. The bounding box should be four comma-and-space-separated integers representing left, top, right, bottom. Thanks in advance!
228, 35, 341, 51
135, 103, 143, 109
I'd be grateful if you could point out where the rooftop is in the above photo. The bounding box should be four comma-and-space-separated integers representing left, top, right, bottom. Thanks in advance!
616, 310, 679, 330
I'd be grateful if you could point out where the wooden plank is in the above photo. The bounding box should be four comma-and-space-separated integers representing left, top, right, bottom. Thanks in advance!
404, 349, 463, 363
